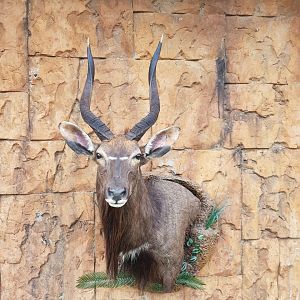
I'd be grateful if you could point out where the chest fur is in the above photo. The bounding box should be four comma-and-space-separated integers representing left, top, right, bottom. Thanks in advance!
121, 243, 150, 263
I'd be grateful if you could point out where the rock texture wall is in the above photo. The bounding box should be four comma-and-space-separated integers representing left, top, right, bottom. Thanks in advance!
0, 0, 299, 299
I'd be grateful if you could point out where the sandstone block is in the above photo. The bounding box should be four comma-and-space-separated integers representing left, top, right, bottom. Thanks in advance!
243, 148, 300, 182
29, 57, 79, 140
242, 239, 279, 300
96, 287, 149, 300
227, 83, 276, 118
200, 0, 256, 15
0, 192, 94, 299
191, 275, 242, 300
51, 144, 97, 193
0, 141, 25, 194
278, 239, 300, 300
134, 0, 300, 17
242, 148, 300, 238
134, 14, 225, 60
225, 83, 300, 148
151, 60, 222, 149
275, 84, 300, 148
0, 92, 28, 139
22, 141, 65, 194
226, 111, 280, 149
201, 0, 279, 16
203, 1, 299, 17
241, 172, 261, 240
199, 225, 241, 277
226, 17, 300, 84
0, 141, 96, 194
133, 0, 201, 14
29, 0, 133, 58
0, 0, 27, 91
278, 0, 300, 16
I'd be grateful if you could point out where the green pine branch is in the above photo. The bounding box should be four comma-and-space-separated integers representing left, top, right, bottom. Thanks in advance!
76, 272, 135, 289
176, 272, 205, 289
77, 271, 204, 292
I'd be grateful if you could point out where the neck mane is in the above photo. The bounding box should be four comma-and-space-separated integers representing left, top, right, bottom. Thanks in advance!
97, 171, 161, 278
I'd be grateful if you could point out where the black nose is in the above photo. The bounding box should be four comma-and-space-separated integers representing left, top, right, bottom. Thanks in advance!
107, 187, 127, 201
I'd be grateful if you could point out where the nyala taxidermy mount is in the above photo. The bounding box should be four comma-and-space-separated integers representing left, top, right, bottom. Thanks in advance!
59, 37, 220, 292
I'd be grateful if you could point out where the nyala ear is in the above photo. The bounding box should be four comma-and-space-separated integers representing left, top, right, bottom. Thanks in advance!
144, 127, 180, 159
59, 121, 94, 155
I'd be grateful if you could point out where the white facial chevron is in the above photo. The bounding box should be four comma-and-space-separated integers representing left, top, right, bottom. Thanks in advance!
108, 156, 129, 161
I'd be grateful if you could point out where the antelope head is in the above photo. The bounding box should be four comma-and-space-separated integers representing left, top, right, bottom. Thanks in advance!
59, 38, 179, 208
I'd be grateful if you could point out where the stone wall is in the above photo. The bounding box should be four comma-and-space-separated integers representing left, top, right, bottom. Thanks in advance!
0, 0, 299, 299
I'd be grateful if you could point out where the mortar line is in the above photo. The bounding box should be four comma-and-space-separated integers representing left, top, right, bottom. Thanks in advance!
225, 13, 277, 18
0, 191, 95, 197
2, 138, 299, 151
27, 54, 207, 62
133, 11, 189, 15
240, 147, 244, 295
224, 82, 289, 85
25, 0, 31, 141
131, 0, 135, 60
224, 13, 243, 296
277, 240, 280, 299
0, 90, 28, 93
28, 54, 107, 59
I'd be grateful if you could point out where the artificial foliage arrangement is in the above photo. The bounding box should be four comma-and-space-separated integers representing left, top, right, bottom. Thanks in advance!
76, 272, 205, 292
76, 204, 223, 292
59, 37, 223, 292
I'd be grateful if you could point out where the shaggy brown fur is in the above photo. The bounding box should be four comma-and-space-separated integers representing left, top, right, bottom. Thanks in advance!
97, 169, 162, 288
96, 164, 218, 292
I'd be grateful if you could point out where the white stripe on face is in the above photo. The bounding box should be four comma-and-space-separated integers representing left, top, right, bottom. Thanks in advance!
108, 156, 129, 161
108, 156, 117, 160
120, 156, 129, 160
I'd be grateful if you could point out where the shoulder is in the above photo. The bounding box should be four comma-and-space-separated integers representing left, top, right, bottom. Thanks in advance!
143, 173, 215, 222
143, 173, 210, 204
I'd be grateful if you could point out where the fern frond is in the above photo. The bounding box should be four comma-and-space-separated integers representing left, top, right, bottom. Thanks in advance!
146, 273, 204, 292
175, 273, 205, 290
76, 272, 135, 289
77, 272, 205, 291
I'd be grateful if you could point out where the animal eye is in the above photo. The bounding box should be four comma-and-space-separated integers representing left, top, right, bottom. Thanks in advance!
134, 154, 143, 160
96, 153, 102, 159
